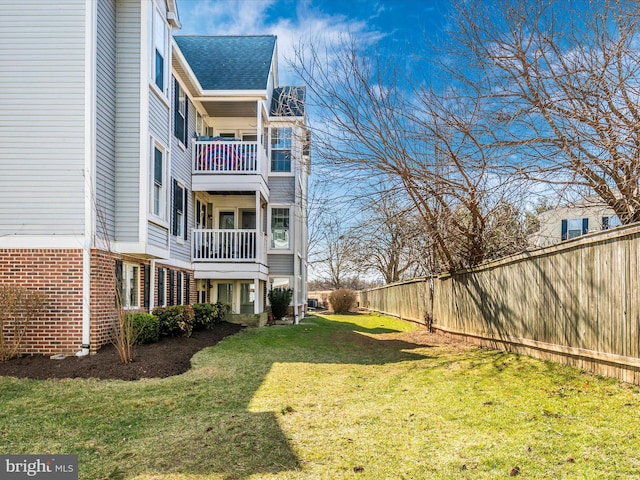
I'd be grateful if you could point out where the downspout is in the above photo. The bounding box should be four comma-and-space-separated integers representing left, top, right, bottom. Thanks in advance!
77, 0, 97, 357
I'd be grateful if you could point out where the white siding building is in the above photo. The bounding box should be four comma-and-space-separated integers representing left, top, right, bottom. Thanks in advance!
0, 0, 309, 355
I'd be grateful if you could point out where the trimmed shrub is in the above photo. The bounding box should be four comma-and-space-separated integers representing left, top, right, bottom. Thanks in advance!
152, 305, 195, 337
192, 302, 231, 329
125, 313, 160, 345
329, 289, 357, 314
268, 288, 293, 321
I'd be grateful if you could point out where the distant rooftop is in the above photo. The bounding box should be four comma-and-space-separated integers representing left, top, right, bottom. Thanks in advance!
174, 35, 276, 90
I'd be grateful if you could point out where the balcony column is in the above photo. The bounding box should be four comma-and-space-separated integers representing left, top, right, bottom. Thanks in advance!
256, 101, 264, 177
255, 191, 262, 261
254, 278, 260, 314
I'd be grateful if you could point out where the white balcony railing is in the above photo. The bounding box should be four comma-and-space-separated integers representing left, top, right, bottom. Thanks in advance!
193, 229, 259, 262
193, 140, 265, 174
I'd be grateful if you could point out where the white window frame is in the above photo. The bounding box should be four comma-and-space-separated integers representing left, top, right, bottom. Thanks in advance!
122, 263, 140, 309
270, 127, 293, 174
158, 267, 167, 307
177, 271, 184, 305
567, 218, 583, 239
150, 2, 170, 98
150, 140, 167, 221
270, 206, 291, 250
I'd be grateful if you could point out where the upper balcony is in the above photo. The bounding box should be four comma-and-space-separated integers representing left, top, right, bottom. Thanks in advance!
192, 138, 269, 195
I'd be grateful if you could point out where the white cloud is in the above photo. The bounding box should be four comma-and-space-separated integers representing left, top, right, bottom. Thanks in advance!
176, 0, 383, 85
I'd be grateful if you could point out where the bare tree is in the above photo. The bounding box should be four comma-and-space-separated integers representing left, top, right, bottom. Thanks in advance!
450, 0, 640, 223
312, 214, 360, 289
350, 194, 432, 283
292, 37, 528, 271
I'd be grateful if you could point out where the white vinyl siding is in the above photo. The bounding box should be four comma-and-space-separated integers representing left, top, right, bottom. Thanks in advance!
149, 91, 170, 145
95, 0, 117, 240
267, 254, 295, 275
114, 0, 142, 241
268, 177, 295, 203
148, 222, 168, 249
0, 0, 87, 236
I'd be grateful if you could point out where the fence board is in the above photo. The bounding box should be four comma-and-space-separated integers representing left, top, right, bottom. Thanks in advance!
361, 223, 640, 384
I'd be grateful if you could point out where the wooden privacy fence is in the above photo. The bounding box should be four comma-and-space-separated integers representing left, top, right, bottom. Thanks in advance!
360, 223, 640, 384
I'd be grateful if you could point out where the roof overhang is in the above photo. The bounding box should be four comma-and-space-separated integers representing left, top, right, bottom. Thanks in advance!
166, 0, 181, 29
195, 91, 268, 117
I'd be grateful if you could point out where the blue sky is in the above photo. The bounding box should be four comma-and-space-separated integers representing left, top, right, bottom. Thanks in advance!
175, 0, 451, 85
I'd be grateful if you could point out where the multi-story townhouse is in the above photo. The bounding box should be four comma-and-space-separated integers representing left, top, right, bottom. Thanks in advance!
0, 0, 308, 356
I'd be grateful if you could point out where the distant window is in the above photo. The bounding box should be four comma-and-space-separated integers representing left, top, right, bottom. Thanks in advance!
602, 215, 622, 230
174, 79, 188, 144
562, 218, 588, 240
271, 127, 292, 172
271, 208, 290, 249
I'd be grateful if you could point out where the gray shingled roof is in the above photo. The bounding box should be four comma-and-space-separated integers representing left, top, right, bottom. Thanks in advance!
174, 35, 276, 90
270, 86, 306, 117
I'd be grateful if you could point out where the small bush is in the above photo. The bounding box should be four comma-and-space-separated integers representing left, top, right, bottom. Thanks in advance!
192, 302, 230, 329
152, 305, 195, 337
329, 289, 357, 314
268, 288, 293, 320
0, 286, 47, 361
126, 313, 159, 344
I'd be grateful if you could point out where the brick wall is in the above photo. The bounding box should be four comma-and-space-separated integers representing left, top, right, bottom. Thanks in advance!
0, 249, 84, 355
90, 249, 119, 351
0, 248, 196, 356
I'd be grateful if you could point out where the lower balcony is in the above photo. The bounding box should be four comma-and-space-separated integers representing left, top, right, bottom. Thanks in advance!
192, 229, 266, 263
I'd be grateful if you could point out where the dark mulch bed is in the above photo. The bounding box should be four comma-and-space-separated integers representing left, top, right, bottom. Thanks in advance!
0, 322, 244, 381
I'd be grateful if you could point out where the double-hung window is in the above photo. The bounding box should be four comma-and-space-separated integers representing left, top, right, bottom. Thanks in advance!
121, 263, 140, 309
561, 218, 588, 240
271, 208, 290, 249
174, 79, 188, 145
151, 144, 165, 218
271, 127, 292, 172
152, 5, 168, 94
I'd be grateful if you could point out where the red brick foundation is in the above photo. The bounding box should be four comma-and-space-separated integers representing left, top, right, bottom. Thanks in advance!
0, 249, 84, 356
0, 248, 196, 356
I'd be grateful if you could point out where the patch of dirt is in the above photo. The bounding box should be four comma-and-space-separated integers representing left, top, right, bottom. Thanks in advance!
0, 322, 244, 381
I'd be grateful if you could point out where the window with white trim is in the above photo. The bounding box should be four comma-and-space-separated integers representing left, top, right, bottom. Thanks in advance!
151, 143, 165, 218
151, 4, 168, 95
271, 208, 290, 249
271, 127, 292, 172
157, 267, 166, 307
177, 271, 184, 305
122, 263, 140, 309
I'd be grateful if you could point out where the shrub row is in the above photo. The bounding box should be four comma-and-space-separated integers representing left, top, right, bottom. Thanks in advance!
124, 302, 230, 345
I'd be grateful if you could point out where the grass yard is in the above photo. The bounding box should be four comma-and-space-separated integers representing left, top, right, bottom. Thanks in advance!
1, 313, 640, 479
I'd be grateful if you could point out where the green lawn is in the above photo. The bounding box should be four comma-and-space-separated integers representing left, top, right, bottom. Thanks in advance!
2, 313, 640, 479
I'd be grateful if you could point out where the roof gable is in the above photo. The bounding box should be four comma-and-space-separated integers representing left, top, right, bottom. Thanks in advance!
173, 35, 276, 91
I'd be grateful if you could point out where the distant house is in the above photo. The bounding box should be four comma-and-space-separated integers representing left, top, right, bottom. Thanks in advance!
0, 0, 309, 355
531, 198, 621, 247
